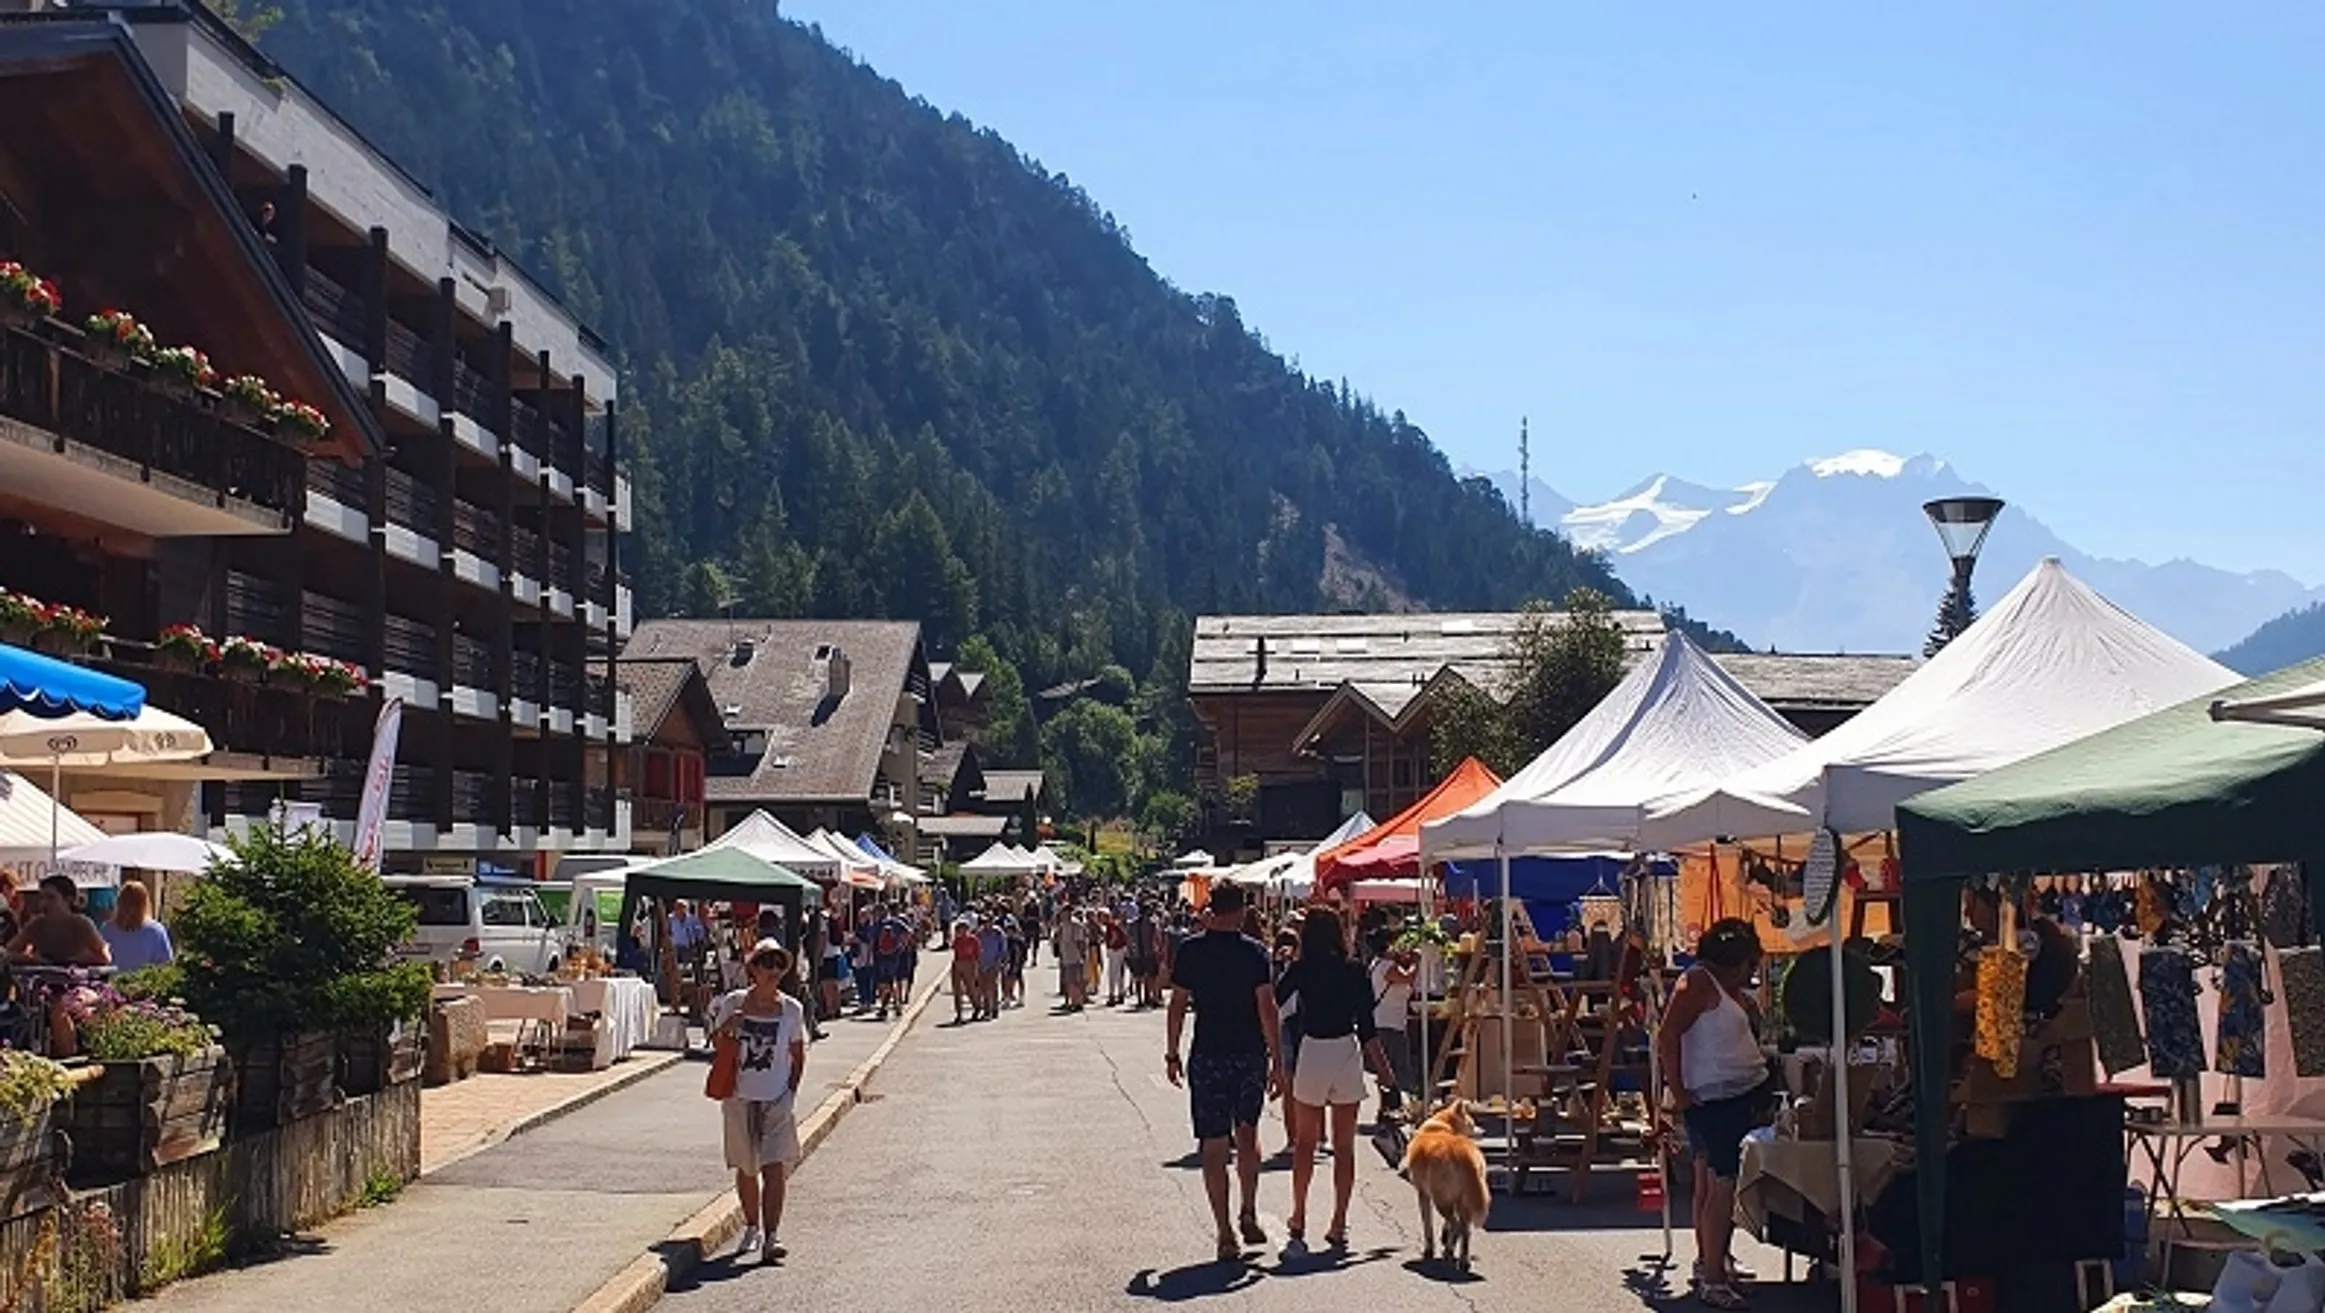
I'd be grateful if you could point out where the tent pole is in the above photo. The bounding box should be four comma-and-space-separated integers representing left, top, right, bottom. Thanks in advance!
49, 758, 61, 866
1499, 848, 1514, 1186
1830, 884, 1860, 1313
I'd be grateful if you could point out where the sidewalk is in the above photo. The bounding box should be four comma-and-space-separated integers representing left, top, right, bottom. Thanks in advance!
421, 1050, 684, 1175
140, 953, 946, 1313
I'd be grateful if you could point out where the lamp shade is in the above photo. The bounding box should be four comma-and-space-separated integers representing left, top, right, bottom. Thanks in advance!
1923, 496, 2005, 562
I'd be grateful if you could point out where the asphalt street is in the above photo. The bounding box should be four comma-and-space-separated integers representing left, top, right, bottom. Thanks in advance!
655, 991, 1838, 1313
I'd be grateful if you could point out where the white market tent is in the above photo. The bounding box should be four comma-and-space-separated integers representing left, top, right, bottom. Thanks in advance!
1026, 844, 1066, 873
961, 842, 1036, 877
805, 828, 884, 889
0, 771, 104, 863
1634, 559, 2239, 849
1422, 631, 1807, 861
1171, 849, 1214, 869
701, 809, 841, 881
1350, 876, 1429, 904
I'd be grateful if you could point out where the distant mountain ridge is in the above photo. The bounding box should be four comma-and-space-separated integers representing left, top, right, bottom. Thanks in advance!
1474, 452, 2320, 656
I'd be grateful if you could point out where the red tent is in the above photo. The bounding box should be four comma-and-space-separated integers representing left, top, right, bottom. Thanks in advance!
1313, 757, 1503, 891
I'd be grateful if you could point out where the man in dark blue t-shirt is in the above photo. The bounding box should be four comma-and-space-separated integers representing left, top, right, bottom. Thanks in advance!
1165, 883, 1283, 1262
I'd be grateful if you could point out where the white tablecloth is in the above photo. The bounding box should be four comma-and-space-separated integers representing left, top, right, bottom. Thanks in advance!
432, 984, 571, 1029
568, 977, 659, 1062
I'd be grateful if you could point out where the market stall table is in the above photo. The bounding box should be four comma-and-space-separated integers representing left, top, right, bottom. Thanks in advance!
566, 976, 659, 1064
432, 983, 571, 1056
1737, 1128, 1905, 1258
2128, 1114, 2325, 1237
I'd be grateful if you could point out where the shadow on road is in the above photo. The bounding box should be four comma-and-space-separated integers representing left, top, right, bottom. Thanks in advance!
1124, 1260, 1264, 1302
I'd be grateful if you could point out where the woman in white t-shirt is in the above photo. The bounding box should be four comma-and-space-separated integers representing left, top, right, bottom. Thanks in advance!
710, 939, 808, 1265
1365, 931, 1417, 1116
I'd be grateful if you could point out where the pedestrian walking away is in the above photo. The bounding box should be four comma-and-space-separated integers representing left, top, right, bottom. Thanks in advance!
1276, 907, 1398, 1252
709, 939, 808, 1266
1164, 883, 1285, 1263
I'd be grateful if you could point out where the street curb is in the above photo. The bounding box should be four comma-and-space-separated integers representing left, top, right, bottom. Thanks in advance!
571, 967, 946, 1313
423, 1051, 685, 1179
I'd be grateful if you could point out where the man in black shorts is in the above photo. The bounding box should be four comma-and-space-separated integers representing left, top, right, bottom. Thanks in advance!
1165, 883, 1284, 1262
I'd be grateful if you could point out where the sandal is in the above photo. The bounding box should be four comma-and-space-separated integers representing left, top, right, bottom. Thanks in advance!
1698, 1282, 1749, 1310
1216, 1233, 1241, 1263
1238, 1213, 1267, 1246
1323, 1229, 1348, 1250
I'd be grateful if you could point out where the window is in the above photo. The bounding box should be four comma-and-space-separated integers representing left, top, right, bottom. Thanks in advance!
398, 887, 469, 927
481, 894, 528, 927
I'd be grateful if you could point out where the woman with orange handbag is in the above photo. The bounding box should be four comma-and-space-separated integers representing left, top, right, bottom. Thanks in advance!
706, 939, 808, 1264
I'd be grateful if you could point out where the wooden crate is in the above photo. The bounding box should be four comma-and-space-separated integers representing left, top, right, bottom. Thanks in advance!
230, 1031, 338, 1132
61, 1048, 232, 1181
339, 1025, 425, 1096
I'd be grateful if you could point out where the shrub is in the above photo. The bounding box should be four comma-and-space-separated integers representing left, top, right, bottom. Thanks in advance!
172, 825, 432, 1041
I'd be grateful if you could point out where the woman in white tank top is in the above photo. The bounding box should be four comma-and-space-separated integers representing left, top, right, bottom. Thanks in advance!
1656, 918, 1770, 1310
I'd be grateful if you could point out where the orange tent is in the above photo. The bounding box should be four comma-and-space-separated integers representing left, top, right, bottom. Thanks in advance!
1312, 757, 1504, 891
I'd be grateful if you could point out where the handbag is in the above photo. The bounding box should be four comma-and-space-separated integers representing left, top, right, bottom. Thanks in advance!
704, 1030, 740, 1100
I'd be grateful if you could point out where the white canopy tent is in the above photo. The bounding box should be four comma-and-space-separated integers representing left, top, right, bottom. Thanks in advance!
701, 809, 842, 881
1422, 631, 1807, 861
60, 831, 233, 874
961, 842, 1036, 877
1026, 844, 1066, 874
0, 771, 105, 864
1636, 559, 2239, 849
1171, 849, 1214, 869
805, 829, 885, 890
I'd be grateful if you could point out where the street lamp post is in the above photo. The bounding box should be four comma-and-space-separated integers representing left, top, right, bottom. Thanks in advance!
1921, 496, 2005, 655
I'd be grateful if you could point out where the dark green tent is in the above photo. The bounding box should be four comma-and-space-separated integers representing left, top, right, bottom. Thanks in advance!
1893, 655, 2325, 1286
620, 847, 824, 953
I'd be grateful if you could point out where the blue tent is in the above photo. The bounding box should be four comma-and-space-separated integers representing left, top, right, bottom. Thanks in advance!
1439, 853, 1676, 937
0, 642, 143, 720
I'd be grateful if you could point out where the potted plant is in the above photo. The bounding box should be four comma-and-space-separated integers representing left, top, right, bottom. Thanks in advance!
171, 825, 432, 1130
271, 398, 330, 446
217, 634, 273, 684
267, 648, 318, 692
0, 1049, 70, 1221
148, 344, 216, 401
83, 309, 154, 369
0, 590, 39, 647
220, 373, 279, 428
32, 602, 105, 656
56, 977, 229, 1180
0, 260, 61, 330
155, 623, 220, 674
309, 655, 369, 701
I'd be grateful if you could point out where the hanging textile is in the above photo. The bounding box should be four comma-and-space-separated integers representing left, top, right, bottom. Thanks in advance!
2264, 866, 2311, 950
2139, 947, 2205, 1079
2134, 879, 2168, 938
1973, 945, 2031, 1079
2281, 946, 2325, 1078
2214, 941, 2267, 1078
2085, 935, 2146, 1076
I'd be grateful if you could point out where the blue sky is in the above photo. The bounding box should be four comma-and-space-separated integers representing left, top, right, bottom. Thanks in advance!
787, 2, 2325, 578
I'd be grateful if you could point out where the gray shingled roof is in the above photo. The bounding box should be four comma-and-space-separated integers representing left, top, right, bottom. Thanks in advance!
1712, 653, 1918, 710
1190, 611, 1667, 716
607, 656, 701, 742
622, 619, 926, 803
918, 814, 1010, 839
979, 770, 1046, 805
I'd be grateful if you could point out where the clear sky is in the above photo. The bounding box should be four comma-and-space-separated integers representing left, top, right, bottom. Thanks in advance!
785, 2, 2325, 578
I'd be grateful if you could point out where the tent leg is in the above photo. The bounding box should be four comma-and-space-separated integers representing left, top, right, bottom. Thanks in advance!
1499, 850, 1514, 1189
1830, 897, 1859, 1313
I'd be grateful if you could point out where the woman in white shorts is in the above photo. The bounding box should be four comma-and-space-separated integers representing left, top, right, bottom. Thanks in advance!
709, 939, 808, 1265
1273, 907, 1396, 1251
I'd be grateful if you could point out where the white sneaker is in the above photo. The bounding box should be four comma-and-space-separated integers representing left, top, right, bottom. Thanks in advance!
735, 1226, 762, 1258
762, 1235, 787, 1263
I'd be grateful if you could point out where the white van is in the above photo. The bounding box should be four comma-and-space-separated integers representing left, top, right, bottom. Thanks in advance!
385, 875, 567, 975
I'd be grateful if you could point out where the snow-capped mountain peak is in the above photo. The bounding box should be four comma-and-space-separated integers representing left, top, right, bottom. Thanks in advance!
1562, 474, 1751, 555
1806, 449, 1950, 480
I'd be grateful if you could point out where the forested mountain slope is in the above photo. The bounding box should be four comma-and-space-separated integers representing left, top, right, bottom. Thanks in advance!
249, 0, 1724, 697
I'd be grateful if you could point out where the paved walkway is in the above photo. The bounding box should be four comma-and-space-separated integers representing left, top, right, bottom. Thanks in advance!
421, 1051, 682, 1175
142, 953, 945, 1313
656, 988, 1828, 1313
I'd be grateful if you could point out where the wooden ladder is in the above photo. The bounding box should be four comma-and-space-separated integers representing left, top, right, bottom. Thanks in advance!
1556, 930, 1667, 1202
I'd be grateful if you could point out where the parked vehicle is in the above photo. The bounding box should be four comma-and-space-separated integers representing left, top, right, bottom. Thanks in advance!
385, 874, 566, 975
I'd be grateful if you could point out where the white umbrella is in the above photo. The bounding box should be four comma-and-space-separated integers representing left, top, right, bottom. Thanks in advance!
60, 831, 235, 874
0, 705, 212, 861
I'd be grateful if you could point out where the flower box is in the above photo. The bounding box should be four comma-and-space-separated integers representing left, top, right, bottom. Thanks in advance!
338, 1024, 425, 1097
59, 1047, 230, 1181
229, 1030, 338, 1131
0, 1105, 63, 1222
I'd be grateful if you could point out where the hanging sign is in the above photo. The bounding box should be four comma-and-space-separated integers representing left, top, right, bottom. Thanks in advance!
1803, 828, 1840, 927
351, 697, 404, 874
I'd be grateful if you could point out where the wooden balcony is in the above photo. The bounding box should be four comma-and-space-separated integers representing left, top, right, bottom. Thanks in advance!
93, 651, 365, 766
0, 318, 308, 535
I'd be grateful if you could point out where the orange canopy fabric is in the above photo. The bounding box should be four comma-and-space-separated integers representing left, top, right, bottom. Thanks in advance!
1313, 757, 1504, 890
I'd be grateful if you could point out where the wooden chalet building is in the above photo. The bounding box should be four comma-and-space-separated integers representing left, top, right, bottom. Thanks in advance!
598, 656, 722, 856
1187, 612, 1915, 855
0, 7, 632, 863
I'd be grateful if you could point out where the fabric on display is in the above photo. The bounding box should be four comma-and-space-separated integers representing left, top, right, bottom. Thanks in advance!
1973, 946, 2031, 1079
2280, 946, 2325, 1078
2266, 866, 2312, 950
2139, 946, 2205, 1078
2085, 935, 2147, 1076
2215, 941, 2268, 1078
2135, 879, 2168, 938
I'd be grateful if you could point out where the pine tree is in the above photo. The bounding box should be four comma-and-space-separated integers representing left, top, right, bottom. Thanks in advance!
1924, 582, 1978, 657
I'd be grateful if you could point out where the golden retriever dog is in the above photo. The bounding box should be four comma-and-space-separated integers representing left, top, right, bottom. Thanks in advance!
1402, 1098, 1490, 1272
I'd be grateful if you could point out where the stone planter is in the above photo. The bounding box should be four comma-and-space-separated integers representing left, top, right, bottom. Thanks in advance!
337, 1024, 424, 1097
60, 1047, 230, 1182
229, 1030, 338, 1132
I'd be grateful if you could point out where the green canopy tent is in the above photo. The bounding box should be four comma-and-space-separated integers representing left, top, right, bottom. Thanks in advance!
1893, 655, 2325, 1289
620, 846, 825, 955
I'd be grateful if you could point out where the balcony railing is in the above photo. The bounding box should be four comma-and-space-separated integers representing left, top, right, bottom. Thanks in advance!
389, 765, 436, 822
583, 447, 612, 500
94, 653, 365, 764
548, 661, 581, 711
451, 770, 492, 825
382, 466, 439, 534
549, 786, 578, 828
301, 268, 365, 348
511, 650, 544, 703
510, 397, 546, 458
451, 358, 496, 434
452, 633, 495, 690
382, 613, 436, 678
450, 499, 500, 558
511, 779, 545, 828
299, 590, 367, 664
0, 320, 307, 526
585, 670, 613, 719
224, 570, 293, 648
304, 458, 365, 508
510, 523, 544, 578
548, 541, 576, 594
383, 318, 429, 386
589, 787, 615, 833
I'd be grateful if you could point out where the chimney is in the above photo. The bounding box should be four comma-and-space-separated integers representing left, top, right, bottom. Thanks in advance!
1252, 636, 1269, 689
730, 638, 755, 666
826, 646, 851, 702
